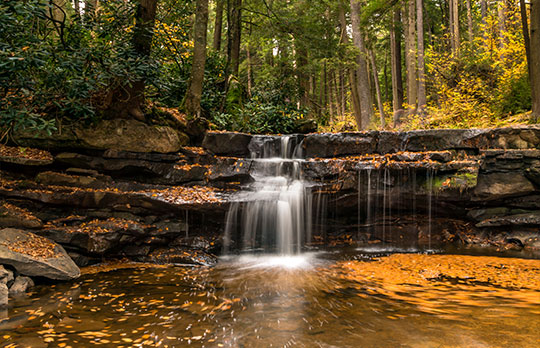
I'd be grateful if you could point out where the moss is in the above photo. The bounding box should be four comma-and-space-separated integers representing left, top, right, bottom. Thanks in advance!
431, 171, 478, 193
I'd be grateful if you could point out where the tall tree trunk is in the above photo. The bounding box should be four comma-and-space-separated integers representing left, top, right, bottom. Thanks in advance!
466, 0, 474, 44
481, 0, 488, 42
390, 8, 404, 124
213, 0, 224, 51
498, 0, 507, 50
531, 0, 540, 119
109, 0, 158, 120
521, 0, 532, 78
416, 0, 427, 114
328, 68, 335, 121
449, 0, 460, 56
405, 0, 417, 111
246, 45, 253, 97
185, 0, 209, 118
369, 50, 386, 127
227, 0, 242, 77
350, 0, 374, 130
297, 43, 310, 109
339, 0, 362, 124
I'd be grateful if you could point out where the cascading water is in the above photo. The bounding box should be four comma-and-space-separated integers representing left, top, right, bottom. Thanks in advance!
223, 136, 312, 255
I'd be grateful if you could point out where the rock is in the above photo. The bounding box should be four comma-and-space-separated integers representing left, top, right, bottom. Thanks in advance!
208, 158, 253, 184
9, 276, 34, 295
202, 131, 252, 156
0, 283, 7, 307
402, 129, 488, 152
12, 128, 83, 151
36, 171, 111, 189
476, 211, 540, 227
0, 228, 80, 280
39, 218, 147, 255
75, 119, 185, 153
0, 265, 13, 287
474, 173, 536, 200
143, 246, 217, 266
303, 132, 377, 158
467, 207, 510, 222
0, 202, 43, 229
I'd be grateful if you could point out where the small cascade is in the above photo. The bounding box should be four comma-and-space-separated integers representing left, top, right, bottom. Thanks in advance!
223, 136, 312, 255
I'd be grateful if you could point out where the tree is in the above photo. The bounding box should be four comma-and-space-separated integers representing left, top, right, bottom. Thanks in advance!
416, 0, 426, 114
350, 0, 374, 129
213, 0, 224, 51
405, 0, 417, 110
184, 0, 209, 118
227, 0, 242, 77
531, 0, 540, 119
390, 8, 404, 123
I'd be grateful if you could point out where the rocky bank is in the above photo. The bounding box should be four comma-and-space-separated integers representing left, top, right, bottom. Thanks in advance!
1, 123, 540, 306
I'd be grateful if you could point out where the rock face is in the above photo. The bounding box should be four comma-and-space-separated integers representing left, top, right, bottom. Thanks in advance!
0, 229, 80, 280
1, 125, 540, 263
76, 119, 185, 153
202, 132, 252, 156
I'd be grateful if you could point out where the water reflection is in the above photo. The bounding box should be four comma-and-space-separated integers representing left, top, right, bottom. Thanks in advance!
1, 253, 539, 347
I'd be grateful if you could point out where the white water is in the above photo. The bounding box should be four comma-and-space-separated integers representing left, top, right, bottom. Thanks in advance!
223, 136, 312, 255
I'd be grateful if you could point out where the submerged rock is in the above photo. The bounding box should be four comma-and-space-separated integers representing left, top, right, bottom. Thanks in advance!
143, 246, 217, 266
8, 276, 34, 295
0, 228, 80, 280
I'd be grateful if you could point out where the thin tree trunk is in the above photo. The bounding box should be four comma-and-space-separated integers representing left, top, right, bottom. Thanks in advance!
466, 0, 474, 44
350, 0, 374, 129
328, 68, 335, 121
227, 0, 242, 77
185, 0, 209, 118
405, 0, 417, 111
390, 8, 404, 124
531, 0, 540, 119
481, 0, 488, 42
339, 70, 346, 116
498, 0, 507, 50
449, 0, 460, 56
213, 0, 224, 51
383, 49, 389, 102
339, 0, 362, 124
417, 0, 427, 114
332, 71, 341, 120
246, 45, 253, 97
521, 0, 532, 78
369, 50, 386, 127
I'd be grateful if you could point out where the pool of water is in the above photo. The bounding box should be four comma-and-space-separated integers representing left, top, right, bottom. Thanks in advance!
2, 251, 540, 347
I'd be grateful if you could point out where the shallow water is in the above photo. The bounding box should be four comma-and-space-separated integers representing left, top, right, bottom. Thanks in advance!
2, 251, 540, 348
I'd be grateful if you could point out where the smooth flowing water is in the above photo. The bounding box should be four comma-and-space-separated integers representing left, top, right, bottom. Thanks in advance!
223, 136, 312, 254
2, 251, 539, 347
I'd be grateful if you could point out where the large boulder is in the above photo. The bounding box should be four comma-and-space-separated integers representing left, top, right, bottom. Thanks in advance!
76, 119, 185, 153
0, 229, 80, 280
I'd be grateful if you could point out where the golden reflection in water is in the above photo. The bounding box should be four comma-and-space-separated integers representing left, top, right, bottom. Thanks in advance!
1, 253, 539, 348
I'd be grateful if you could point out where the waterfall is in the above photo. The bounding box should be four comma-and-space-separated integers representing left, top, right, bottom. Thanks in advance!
223, 136, 312, 255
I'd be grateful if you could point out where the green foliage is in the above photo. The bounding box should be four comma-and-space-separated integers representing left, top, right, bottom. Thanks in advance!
0, 0, 157, 134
